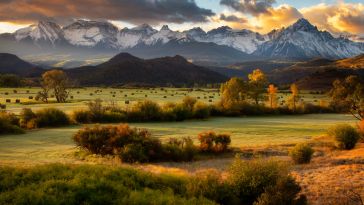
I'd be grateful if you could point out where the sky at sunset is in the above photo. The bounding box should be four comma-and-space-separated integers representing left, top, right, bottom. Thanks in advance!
0, 0, 363, 36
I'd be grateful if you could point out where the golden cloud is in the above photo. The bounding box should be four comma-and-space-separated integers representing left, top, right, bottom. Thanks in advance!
220, 4, 302, 33
300, 3, 364, 35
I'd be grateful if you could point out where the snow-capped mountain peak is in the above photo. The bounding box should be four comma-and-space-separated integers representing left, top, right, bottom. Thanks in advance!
63, 20, 118, 48
131, 24, 156, 35
254, 18, 364, 59
14, 20, 63, 44
289, 18, 317, 32
6, 18, 364, 60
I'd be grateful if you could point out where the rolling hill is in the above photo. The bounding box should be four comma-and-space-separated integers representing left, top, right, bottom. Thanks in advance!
269, 54, 364, 90
0, 53, 44, 77
66, 53, 227, 86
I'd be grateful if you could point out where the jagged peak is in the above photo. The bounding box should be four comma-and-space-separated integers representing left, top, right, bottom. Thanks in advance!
160, 25, 171, 31
132, 23, 154, 31
289, 18, 317, 32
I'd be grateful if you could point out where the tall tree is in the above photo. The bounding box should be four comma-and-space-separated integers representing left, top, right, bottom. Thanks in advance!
42, 70, 69, 103
248, 69, 268, 105
329, 75, 364, 120
267, 84, 278, 108
288, 84, 300, 112
220, 77, 246, 109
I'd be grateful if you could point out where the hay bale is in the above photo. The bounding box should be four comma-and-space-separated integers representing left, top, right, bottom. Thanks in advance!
5, 99, 11, 103
15, 99, 20, 103
28, 96, 33, 100
125, 100, 130, 104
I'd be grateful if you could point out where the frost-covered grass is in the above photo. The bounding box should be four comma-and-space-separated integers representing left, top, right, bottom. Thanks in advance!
0, 114, 355, 166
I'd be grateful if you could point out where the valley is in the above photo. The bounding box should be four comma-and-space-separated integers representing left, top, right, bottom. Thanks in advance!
0, 4, 364, 204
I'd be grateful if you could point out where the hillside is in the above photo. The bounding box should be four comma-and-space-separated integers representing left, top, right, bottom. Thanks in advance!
269, 54, 364, 90
0, 53, 44, 77
66, 53, 227, 86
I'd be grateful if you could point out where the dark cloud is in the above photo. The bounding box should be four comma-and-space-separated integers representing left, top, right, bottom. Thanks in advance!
220, 14, 247, 23
0, 0, 215, 25
220, 0, 276, 16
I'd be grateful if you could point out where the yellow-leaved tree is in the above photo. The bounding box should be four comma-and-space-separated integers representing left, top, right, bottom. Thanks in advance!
248, 69, 268, 105
267, 84, 278, 109
288, 84, 300, 112
220, 77, 246, 109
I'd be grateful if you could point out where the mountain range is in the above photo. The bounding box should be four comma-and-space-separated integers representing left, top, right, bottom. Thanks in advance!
0, 18, 363, 67
0, 53, 226, 86
1, 52, 363, 89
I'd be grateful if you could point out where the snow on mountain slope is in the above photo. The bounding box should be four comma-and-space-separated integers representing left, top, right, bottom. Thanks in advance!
63, 20, 118, 48
14, 21, 63, 44
144, 25, 188, 46
5, 18, 364, 60
117, 24, 157, 48
195, 26, 267, 54
255, 18, 364, 59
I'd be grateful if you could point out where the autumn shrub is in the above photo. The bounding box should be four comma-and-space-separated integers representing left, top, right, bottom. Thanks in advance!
328, 124, 360, 150
358, 120, 364, 142
289, 143, 314, 164
73, 124, 163, 162
19, 108, 36, 128
162, 137, 197, 162
198, 131, 231, 153
0, 112, 24, 134
182, 96, 197, 111
192, 101, 210, 119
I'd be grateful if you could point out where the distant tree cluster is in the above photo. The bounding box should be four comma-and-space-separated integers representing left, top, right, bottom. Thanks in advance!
0, 74, 23, 87
220, 69, 301, 112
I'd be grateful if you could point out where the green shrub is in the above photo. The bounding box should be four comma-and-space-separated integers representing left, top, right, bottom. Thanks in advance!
289, 143, 314, 164
0, 112, 24, 134
198, 131, 231, 153
0, 159, 307, 205
162, 137, 197, 162
128, 100, 162, 121
227, 157, 306, 205
171, 103, 191, 121
0, 164, 215, 205
72, 109, 91, 123
35, 108, 70, 127
187, 170, 236, 205
328, 124, 360, 150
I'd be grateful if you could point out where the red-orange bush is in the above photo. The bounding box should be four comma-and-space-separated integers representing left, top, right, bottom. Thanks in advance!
198, 131, 231, 153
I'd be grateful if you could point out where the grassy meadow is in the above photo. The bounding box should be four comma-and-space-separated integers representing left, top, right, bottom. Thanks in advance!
1, 87, 362, 205
0, 87, 328, 114
0, 114, 356, 166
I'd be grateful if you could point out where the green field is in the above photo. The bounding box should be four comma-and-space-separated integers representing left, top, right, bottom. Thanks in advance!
0, 114, 356, 166
0, 87, 328, 114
